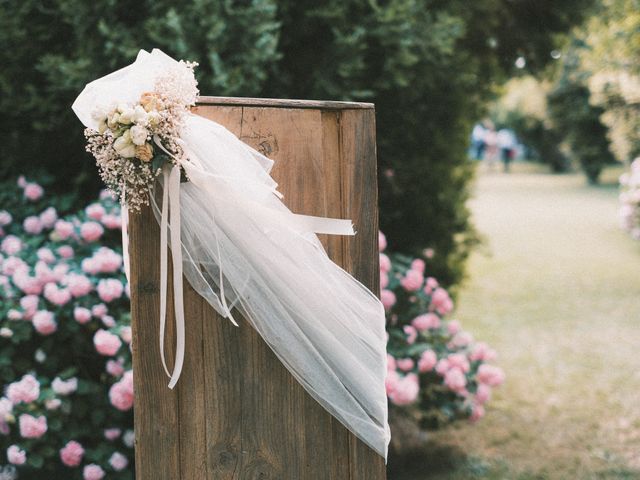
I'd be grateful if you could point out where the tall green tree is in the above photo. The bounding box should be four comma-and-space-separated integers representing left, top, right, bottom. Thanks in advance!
0, 0, 593, 286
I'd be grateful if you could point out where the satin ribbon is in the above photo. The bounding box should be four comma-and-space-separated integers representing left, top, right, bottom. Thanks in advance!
123, 137, 356, 389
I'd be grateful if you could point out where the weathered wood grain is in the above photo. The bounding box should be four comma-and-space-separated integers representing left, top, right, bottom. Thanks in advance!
130, 99, 386, 479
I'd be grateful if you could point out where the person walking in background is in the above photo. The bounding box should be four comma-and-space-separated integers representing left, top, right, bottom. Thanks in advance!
471, 123, 486, 160
484, 123, 499, 170
497, 128, 516, 172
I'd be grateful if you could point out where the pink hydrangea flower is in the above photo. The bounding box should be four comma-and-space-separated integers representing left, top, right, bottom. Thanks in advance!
423, 276, 439, 294
12, 269, 43, 295
57, 245, 74, 258
109, 452, 129, 471
44, 283, 72, 306
380, 272, 389, 289
54, 220, 75, 240
119, 326, 132, 344
109, 370, 134, 411
45, 399, 62, 410
80, 222, 104, 242
85, 203, 106, 221
379, 253, 391, 273
447, 353, 470, 373
388, 373, 419, 406
97, 278, 124, 303
52, 377, 78, 396
65, 273, 93, 298
410, 258, 425, 273
469, 342, 497, 362
476, 364, 505, 387
380, 289, 396, 310
23, 216, 43, 235
470, 403, 485, 422
104, 428, 122, 441
6, 374, 40, 404
101, 315, 116, 328
1, 235, 22, 255
60, 440, 85, 467
37, 247, 56, 264
412, 313, 440, 331
2, 256, 26, 275
74, 307, 92, 324
444, 368, 467, 393
7, 309, 22, 320
33, 310, 57, 335
447, 320, 461, 335
39, 207, 58, 228
396, 358, 415, 372
101, 213, 122, 229
403, 325, 417, 344
7, 445, 26, 465
475, 384, 492, 404
83, 464, 105, 480
400, 269, 423, 291
94, 329, 122, 356
378, 231, 387, 252
106, 359, 125, 377
418, 350, 437, 372
450, 331, 473, 348
91, 303, 108, 318
19, 414, 47, 438
82, 248, 122, 274
0, 210, 12, 227
431, 287, 454, 315
20, 295, 39, 319
24, 183, 44, 201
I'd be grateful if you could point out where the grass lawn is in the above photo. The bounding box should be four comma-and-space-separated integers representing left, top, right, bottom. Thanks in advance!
389, 163, 640, 480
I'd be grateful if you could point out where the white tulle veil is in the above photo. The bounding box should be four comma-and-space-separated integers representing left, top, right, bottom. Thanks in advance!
72, 48, 390, 459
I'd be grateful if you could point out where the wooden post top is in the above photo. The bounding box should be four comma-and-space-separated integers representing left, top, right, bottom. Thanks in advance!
196, 95, 375, 110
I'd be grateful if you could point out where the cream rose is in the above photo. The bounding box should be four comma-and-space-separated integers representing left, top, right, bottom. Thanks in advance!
113, 130, 136, 158
129, 125, 148, 146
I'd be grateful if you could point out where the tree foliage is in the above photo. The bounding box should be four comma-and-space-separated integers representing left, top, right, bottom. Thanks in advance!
0, 0, 592, 286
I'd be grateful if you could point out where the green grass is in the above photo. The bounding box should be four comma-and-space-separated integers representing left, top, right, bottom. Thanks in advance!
389, 164, 640, 480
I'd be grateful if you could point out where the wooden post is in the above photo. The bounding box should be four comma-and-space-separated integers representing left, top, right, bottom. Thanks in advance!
129, 97, 386, 479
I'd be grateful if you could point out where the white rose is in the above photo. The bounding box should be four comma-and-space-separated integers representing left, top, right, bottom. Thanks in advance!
129, 125, 149, 146
107, 111, 121, 129
146, 111, 161, 126
118, 107, 135, 125
113, 130, 136, 158
132, 105, 148, 125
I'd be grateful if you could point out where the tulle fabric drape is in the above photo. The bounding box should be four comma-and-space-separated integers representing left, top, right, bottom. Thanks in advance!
72, 49, 390, 459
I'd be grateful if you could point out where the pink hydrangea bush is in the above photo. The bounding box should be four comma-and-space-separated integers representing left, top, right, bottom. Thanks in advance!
619, 157, 640, 240
380, 232, 504, 429
0, 177, 133, 478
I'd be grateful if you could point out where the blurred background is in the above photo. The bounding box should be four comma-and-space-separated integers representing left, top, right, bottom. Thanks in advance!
0, 1, 639, 479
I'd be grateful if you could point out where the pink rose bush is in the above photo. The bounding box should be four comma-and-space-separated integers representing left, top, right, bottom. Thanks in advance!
381, 232, 504, 428
0, 177, 133, 478
619, 157, 640, 240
